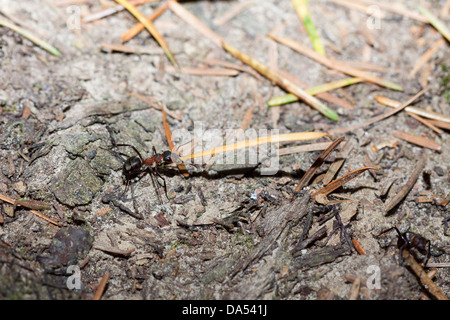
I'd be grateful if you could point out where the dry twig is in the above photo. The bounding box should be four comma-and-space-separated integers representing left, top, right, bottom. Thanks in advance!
294, 136, 345, 192
393, 130, 442, 151
402, 250, 448, 300
93, 271, 110, 300
0, 194, 61, 227
385, 152, 426, 213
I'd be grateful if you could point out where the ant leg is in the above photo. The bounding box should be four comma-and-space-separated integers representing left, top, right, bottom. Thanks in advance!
118, 179, 131, 201
376, 226, 397, 238
397, 243, 407, 263
129, 181, 143, 219
335, 212, 353, 249
423, 240, 432, 267
148, 168, 163, 205
119, 170, 147, 202
154, 167, 169, 200
114, 144, 145, 163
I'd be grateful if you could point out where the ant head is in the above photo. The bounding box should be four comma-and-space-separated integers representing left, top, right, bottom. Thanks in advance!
162, 151, 173, 163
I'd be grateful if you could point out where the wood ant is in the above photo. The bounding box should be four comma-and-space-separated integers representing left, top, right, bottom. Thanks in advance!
104, 143, 174, 218
118, 144, 173, 200
379, 227, 444, 266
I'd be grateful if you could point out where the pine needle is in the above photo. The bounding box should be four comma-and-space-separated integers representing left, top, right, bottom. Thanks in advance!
312, 166, 378, 198
393, 130, 442, 151
222, 41, 339, 121
384, 152, 426, 213
323, 139, 354, 185
0, 193, 61, 227
83, 0, 156, 23
267, 33, 403, 91
418, 6, 450, 42
402, 250, 448, 300
408, 39, 445, 79
165, 66, 240, 77
375, 96, 444, 135
179, 132, 330, 162
268, 77, 362, 107
0, 17, 61, 56
93, 271, 110, 300
291, 0, 325, 56
329, 88, 427, 135
278, 141, 332, 156
294, 136, 345, 192
120, 2, 168, 43
114, 0, 179, 68
167, 0, 224, 47
160, 103, 189, 177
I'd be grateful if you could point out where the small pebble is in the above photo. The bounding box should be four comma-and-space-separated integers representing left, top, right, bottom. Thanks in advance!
433, 166, 444, 176
13, 181, 27, 196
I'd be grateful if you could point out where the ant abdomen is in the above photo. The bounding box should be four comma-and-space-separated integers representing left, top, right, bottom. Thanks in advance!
123, 156, 143, 179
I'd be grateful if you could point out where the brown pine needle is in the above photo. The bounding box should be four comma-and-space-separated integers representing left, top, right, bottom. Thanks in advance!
323, 139, 354, 185
403, 113, 443, 136
312, 166, 378, 198
161, 104, 189, 178
93, 271, 110, 300
199, 58, 261, 79
348, 275, 361, 300
385, 152, 426, 213
222, 41, 339, 121
375, 96, 450, 123
83, 0, 156, 23
179, 132, 330, 162
330, 0, 427, 23
94, 244, 135, 256
114, 0, 179, 68
129, 92, 182, 120
161, 104, 174, 151
0, 194, 61, 227
213, 0, 256, 26
14, 199, 52, 211
294, 136, 345, 192
351, 238, 366, 255
375, 96, 443, 135
165, 66, 240, 77
393, 130, 442, 151
100, 42, 162, 55
329, 89, 427, 135
402, 250, 448, 300
279, 141, 332, 156
267, 33, 403, 91
409, 39, 445, 79
426, 119, 450, 130
120, 2, 168, 43
167, 0, 224, 47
